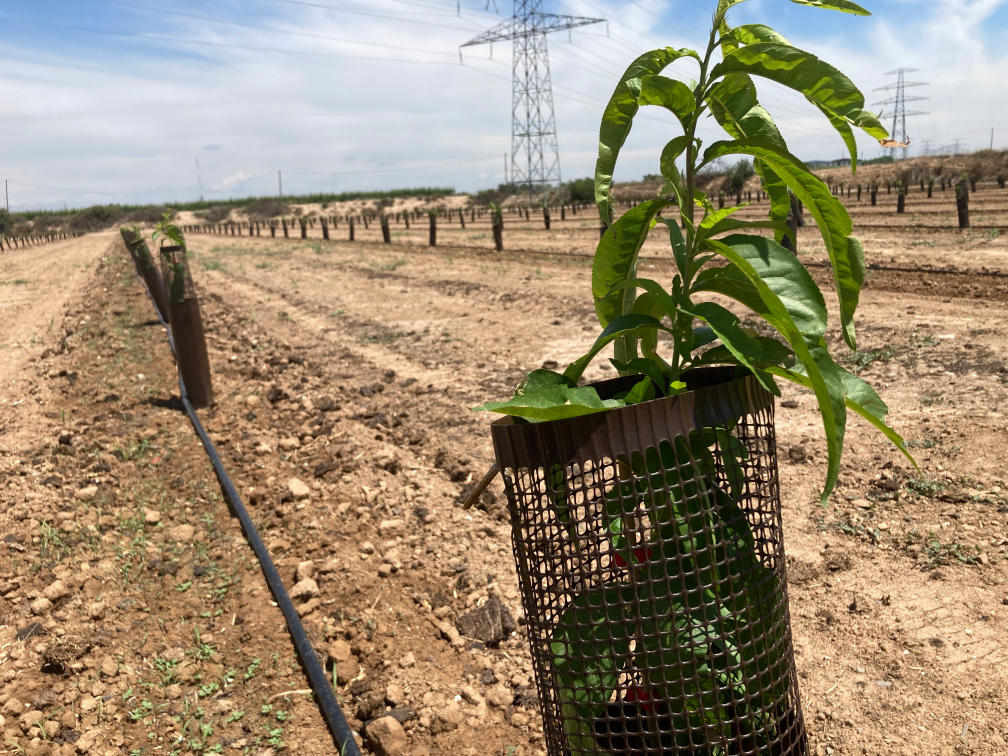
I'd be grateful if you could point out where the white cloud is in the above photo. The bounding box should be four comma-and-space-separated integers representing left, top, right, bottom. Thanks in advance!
214, 171, 254, 190
0, 0, 1004, 210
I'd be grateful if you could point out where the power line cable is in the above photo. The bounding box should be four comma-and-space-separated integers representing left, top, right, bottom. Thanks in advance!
261, 0, 485, 31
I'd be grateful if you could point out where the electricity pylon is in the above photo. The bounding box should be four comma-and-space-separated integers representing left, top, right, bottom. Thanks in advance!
873, 68, 928, 160
461, 1, 602, 200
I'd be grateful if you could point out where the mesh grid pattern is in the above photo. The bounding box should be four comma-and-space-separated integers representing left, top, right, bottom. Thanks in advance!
491, 369, 807, 756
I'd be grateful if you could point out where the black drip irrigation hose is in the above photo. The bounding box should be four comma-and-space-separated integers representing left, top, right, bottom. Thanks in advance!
128, 261, 362, 756
809, 261, 1008, 278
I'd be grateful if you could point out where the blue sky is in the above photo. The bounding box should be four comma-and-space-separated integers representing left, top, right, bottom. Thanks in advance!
1, 0, 1006, 211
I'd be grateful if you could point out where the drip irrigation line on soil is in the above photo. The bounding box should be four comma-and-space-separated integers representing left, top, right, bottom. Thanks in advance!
127, 252, 362, 756
814, 261, 1008, 278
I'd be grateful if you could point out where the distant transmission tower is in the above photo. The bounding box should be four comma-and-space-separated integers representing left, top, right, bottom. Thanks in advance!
873, 68, 929, 160
461, 1, 602, 200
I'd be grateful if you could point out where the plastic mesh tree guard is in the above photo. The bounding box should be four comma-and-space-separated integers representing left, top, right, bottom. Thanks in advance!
490, 368, 807, 755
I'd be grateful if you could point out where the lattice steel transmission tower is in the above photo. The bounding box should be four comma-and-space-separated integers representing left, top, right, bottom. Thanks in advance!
461, 1, 602, 200
873, 68, 928, 160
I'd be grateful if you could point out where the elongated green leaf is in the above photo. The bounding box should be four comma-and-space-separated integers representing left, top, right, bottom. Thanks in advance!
704, 238, 846, 501
517, 368, 576, 393
684, 302, 762, 360
706, 74, 788, 150
700, 203, 746, 230
638, 75, 696, 127
693, 326, 717, 349
702, 139, 863, 349
836, 367, 917, 468
606, 276, 678, 323
608, 277, 681, 367
565, 313, 674, 383
754, 159, 791, 242
716, 0, 751, 14
592, 198, 671, 327
660, 136, 690, 187
767, 365, 918, 469
700, 216, 795, 244
694, 336, 793, 368
694, 201, 795, 247
836, 366, 886, 419
595, 48, 698, 221
703, 72, 794, 246
473, 385, 624, 421
660, 216, 689, 274
694, 234, 827, 340
610, 358, 667, 393
682, 301, 778, 395
625, 376, 656, 404
722, 24, 791, 46
789, 0, 870, 14
811, 98, 859, 171
630, 292, 663, 358
710, 43, 887, 141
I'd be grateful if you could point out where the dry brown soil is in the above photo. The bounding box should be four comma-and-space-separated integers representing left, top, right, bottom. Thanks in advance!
0, 185, 1007, 756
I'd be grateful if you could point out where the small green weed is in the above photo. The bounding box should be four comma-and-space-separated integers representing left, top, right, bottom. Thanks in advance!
844, 346, 896, 373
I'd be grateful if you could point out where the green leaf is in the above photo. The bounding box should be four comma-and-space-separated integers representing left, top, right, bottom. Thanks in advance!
700, 215, 795, 245
516, 369, 576, 393
684, 302, 761, 359
605, 276, 678, 323
565, 313, 674, 383
716, 0, 751, 15
836, 367, 918, 468
473, 385, 623, 422
592, 198, 671, 328
811, 98, 859, 172
789, 0, 870, 14
659, 136, 691, 205
610, 358, 667, 393
710, 43, 888, 142
701, 139, 863, 349
595, 48, 699, 221
681, 302, 778, 395
836, 366, 886, 420
660, 136, 690, 182
695, 203, 795, 248
706, 74, 788, 150
721, 24, 792, 47
703, 72, 795, 246
693, 326, 717, 349
755, 159, 792, 243
699, 203, 746, 231
624, 377, 656, 404
768, 365, 918, 470
694, 234, 827, 340
637, 75, 696, 127
660, 216, 689, 275
694, 335, 793, 368
630, 292, 663, 358
703, 239, 846, 502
